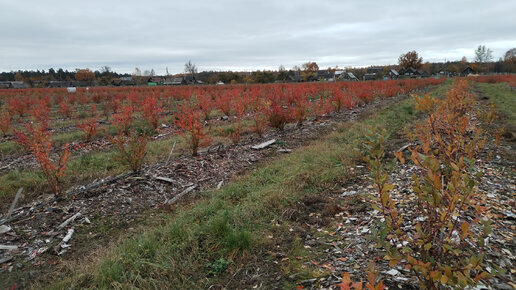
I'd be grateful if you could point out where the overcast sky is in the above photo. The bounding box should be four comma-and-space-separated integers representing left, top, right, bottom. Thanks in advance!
1, 0, 515, 74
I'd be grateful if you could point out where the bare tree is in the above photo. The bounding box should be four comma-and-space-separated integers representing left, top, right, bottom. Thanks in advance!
100, 66, 111, 76
184, 60, 198, 78
474, 45, 493, 63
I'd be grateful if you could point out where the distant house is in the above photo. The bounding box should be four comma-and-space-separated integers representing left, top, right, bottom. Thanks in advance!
48, 81, 67, 88
363, 73, 376, 81
362, 67, 384, 80
399, 67, 426, 78
387, 69, 399, 79
11, 81, 27, 89
461, 66, 476, 76
366, 67, 383, 74
119, 76, 135, 86
216, 81, 225, 85
316, 70, 334, 81
163, 75, 202, 85
438, 64, 458, 77
0, 82, 11, 89
70, 81, 88, 87
148, 77, 163, 86
405, 67, 418, 76
184, 75, 198, 85
334, 70, 345, 79
339, 72, 359, 81
163, 77, 185, 85
286, 71, 302, 83
419, 70, 430, 78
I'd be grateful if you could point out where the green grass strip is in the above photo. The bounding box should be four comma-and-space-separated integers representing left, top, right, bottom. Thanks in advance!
474, 82, 516, 126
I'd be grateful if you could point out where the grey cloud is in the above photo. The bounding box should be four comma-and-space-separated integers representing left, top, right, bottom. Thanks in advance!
1, 0, 515, 73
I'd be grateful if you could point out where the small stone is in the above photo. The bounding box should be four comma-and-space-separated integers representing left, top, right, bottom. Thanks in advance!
341, 190, 357, 197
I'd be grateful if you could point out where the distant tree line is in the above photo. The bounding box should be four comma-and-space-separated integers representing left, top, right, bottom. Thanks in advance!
0, 67, 131, 87
1, 46, 515, 87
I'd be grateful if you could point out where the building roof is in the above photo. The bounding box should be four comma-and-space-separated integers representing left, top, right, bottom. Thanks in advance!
11, 81, 27, 88
347, 72, 358, 80
317, 70, 333, 79
462, 66, 475, 73
148, 77, 163, 83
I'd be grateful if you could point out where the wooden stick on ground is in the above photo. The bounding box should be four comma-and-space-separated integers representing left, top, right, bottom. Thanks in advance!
166, 141, 177, 164
166, 184, 197, 205
6, 188, 23, 219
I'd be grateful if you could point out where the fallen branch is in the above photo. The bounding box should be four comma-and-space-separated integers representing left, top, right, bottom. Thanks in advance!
166, 141, 177, 164
0, 244, 18, 251
62, 228, 74, 243
65, 171, 138, 196
7, 188, 23, 219
53, 227, 75, 254
57, 212, 82, 231
155, 176, 174, 184
251, 139, 276, 150
397, 142, 417, 153
166, 184, 198, 205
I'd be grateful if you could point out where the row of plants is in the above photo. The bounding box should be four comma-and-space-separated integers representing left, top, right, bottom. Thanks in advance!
3, 78, 444, 197
469, 74, 516, 87
344, 79, 501, 289
1, 79, 445, 145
